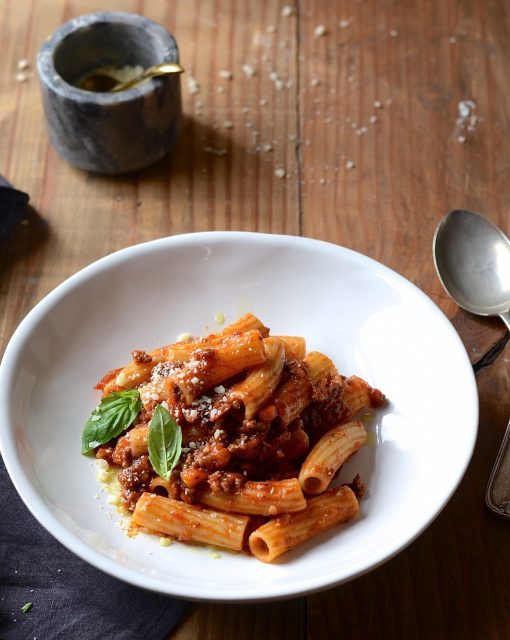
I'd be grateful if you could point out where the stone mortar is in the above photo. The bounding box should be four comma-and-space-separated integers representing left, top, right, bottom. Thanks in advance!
37, 12, 182, 174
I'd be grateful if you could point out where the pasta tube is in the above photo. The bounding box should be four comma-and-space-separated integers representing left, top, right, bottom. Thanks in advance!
128, 425, 149, 458
340, 375, 379, 419
276, 336, 306, 360
248, 486, 359, 562
298, 421, 367, 494
103, 314, 268, 394
168, 330, 266, 403
228, 337, 285, 419
258, 360, 312, 426
304, 351, 337, 384
198, 478, 306, 516
132, 493, 250, 551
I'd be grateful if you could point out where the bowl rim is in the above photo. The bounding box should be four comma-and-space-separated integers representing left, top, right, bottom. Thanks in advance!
0, 231, 479, 601
36, 11, 180, 104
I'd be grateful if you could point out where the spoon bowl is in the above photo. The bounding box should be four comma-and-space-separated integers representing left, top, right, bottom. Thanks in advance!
433, 209, 510, 323
433, 209, 510, 517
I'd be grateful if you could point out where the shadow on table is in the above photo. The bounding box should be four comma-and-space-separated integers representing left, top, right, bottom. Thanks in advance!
85, 113, 287, 231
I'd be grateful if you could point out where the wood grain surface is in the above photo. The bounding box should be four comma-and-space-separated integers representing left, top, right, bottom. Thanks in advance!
1, 1, 510, 638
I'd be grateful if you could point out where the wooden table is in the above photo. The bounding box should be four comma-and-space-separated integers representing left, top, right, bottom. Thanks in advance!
1, 1, 510, 638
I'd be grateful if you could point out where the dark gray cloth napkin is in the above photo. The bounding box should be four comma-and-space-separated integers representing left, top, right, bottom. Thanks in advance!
0, 176, 189, 638
0, 175, 29, 242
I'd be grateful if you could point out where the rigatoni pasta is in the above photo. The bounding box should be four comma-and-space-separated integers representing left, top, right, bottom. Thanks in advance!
249, 486, 360, 562
298, 421, 367, 495
83, 314, 385, 561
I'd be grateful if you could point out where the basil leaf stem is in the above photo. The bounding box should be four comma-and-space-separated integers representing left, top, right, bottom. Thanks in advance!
81, 389, 142, 454
148, 404, 182, 480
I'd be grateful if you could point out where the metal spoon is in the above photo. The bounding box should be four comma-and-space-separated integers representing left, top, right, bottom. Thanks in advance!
79, 62, 184, 93
433, 209, 510, 517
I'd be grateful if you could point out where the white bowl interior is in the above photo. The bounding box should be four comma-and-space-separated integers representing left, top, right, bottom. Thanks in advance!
0, 232, 478, 601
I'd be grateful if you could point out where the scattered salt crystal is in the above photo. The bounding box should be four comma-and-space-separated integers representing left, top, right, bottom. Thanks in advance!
214, 385, 226, 393
455, 100, 479, 141
458, 100, 475, 119
17, 59, 29, 70
15, 72, 27, 82
314, 24, 327, 37
310, 77, 321, 87
219, 70, 233, 80
389, 29, 399, 37
319, 178, 326, 185
369, 115, 378, 124
281, 5, 293, 17
187, 75, 200, 95
373, 100, 383, 109
259, 99, 268, 106
262, 143, 273, 152
203, 146, 228, 156
449, 36, 457, 44
267, 25, 277, 34
339, 19, 350, 28
176, 332, 193, 342
242, 64, 256, 78
275, 168, 286, 178
223, 120, 234, 129
214, 429, 222, 439
345, 160, 355, 170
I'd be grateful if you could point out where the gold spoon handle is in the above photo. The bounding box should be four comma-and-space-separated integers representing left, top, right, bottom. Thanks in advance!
111, 63, 185, 92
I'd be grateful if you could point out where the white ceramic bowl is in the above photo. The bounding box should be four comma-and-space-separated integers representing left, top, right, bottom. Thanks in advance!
0, 232, 478, 601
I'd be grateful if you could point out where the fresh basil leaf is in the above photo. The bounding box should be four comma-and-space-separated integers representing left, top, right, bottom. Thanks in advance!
148, 404, 182, 480
81, 389, 142, 454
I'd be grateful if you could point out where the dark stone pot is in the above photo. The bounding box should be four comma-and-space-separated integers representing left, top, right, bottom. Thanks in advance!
37, 12, 182, 174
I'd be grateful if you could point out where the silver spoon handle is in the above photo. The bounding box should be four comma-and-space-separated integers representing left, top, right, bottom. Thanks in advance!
486, 417, 510, 517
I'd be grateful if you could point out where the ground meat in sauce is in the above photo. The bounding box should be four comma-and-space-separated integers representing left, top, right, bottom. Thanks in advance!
193, 440, 231, 469
118, 455, 153, 510
112, 435, 132, 468
369, 387, 385, 408
95, 445, 114, 465
227, 432, 272, 461
302, 373, 347, 442
132, 349, 152, 363
207, 470, 247, 493
344, 473, 365, 499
